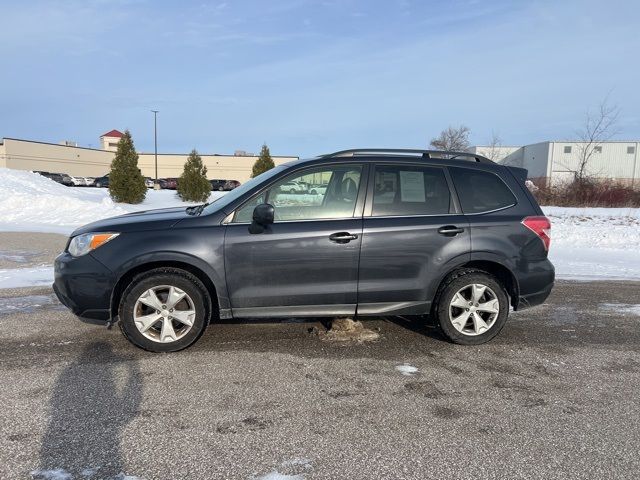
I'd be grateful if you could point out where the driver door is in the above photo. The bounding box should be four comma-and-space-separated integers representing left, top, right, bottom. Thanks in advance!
224, 163, 367, 317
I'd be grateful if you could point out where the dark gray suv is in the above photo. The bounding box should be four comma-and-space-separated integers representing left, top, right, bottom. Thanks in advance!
54, 149, 554, 352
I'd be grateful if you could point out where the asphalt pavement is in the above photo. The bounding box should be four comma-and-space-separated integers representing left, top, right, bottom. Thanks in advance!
0, 233, 639, 479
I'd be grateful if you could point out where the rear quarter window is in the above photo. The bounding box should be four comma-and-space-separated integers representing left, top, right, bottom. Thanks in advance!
449, 167, 516, 213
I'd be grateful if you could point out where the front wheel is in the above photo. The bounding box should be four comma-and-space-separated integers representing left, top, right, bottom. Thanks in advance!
118, 268, 210, 352
435, 270, 509, 345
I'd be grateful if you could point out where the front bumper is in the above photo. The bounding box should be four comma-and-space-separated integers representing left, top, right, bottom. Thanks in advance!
53, 252, 115, 323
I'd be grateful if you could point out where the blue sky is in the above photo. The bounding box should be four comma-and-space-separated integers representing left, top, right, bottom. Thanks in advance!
0, 0, 638, 157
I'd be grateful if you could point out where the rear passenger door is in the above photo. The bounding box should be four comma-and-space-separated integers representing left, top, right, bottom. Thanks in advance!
357, 163, 470, 315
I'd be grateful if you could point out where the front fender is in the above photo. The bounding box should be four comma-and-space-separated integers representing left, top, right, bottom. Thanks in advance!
90, 227, 229, 317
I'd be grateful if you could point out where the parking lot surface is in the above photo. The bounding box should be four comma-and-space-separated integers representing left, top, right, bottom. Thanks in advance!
1, 276, 639, 479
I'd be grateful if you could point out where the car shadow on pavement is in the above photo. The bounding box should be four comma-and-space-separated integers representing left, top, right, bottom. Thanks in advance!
33, 341, 142, 480
382, 315, 448, 341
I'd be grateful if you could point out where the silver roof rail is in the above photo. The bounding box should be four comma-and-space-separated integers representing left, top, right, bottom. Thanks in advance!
319, 148, 494, 164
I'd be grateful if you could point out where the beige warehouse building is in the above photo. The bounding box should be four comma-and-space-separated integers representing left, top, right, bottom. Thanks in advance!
0, 130, 297, 182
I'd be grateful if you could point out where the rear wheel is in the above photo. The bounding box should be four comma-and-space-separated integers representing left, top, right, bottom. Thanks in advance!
434, 270, 509, 345
118, 268, 210, 352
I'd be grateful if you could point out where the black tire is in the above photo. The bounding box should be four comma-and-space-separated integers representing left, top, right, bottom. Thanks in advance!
118, 268, 211, 352
434, 269, 509, 345
218, 186, 224, 191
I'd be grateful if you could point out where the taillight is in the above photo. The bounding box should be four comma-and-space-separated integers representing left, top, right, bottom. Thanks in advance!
522, 216, 551, 251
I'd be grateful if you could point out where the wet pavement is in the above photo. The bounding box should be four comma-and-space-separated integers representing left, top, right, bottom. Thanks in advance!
1, 279, 639, 479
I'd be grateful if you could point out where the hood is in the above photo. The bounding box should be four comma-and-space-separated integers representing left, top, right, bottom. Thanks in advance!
71, 206, 191, 236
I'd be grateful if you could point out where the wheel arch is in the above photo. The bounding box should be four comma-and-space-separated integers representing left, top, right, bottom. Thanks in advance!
110, 260, 220, 323
431, 256, 520, 311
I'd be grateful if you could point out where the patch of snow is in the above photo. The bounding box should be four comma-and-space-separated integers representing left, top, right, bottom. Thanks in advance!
30, 469, 72, 480
0, 251, 33, 263
395, 364, 418, 376
252, 459, 312, 480
80, 467, 99, 477
30, 468, 143, 480
0, 266, 53, 288
252, 473, 305, 480
0, 168, 226, 234
0, 294, 59, 314
600, 303, 640, 316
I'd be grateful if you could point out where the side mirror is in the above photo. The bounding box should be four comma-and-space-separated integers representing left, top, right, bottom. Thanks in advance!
249, 204, 274, 234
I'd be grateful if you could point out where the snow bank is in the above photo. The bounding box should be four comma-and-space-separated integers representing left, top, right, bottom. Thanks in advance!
0, 168, 225, 234
542, 206, 640, 280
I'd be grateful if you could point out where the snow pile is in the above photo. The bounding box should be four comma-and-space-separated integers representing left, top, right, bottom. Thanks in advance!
542, 206, 640, 280
0, 168, 130, 233
0, 168, 225, 234
543, 206, 640, 250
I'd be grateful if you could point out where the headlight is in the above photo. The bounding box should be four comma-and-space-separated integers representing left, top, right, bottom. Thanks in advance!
68, 232, 119, 257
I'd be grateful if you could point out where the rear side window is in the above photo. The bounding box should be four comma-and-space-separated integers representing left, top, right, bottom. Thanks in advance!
449, 167, 516, 213
372, 165, 451, 216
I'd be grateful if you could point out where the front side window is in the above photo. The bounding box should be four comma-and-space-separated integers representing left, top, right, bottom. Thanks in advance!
372, 165, 452, 216
232, 165, 362, 222
449, 167, 516, 214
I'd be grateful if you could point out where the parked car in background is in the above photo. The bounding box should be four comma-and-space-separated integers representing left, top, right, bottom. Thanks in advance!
54, 148, 554, 352
278, 180, 307, 194
85, 177, 96, 187
159, 178, 178, 189
34, 171, 73, 186
59, 173, 74, 186
210, 179, 227, 191
145, 177, 154, 188
309, 184, 328, 195
222, 180, 241, 191
94, 175, 109, 188
69, 175, 87, 186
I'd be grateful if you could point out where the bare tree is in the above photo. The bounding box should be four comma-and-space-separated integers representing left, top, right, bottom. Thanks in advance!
573, 98, 620, 183
484, 131, 503, 161
430, 125, 471, 151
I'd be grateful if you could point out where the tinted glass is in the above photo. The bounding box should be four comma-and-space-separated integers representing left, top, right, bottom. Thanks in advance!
449, 167, 516, 213
372, 165, 451, 216
232, 165, 362, 222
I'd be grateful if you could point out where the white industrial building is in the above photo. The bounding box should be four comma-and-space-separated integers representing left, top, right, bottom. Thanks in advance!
468, 141, 640, 186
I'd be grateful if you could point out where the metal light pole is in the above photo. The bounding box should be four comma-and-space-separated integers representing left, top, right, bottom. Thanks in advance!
151, 110, 159, 189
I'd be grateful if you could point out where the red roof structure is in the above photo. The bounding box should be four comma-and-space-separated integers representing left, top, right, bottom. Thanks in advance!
100, 129, 124, 138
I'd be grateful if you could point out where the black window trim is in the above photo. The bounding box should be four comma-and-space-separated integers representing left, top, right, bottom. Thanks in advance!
363, 162, 461, 218
448, 166, 518, 215
227, 162, 370, 224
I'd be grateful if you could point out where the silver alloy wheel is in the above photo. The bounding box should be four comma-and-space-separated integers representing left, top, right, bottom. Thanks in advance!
133, 285, 196, 343
448, 283, 500, 336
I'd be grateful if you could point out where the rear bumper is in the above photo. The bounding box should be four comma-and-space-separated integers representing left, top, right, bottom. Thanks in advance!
517, 282, 554, 309
53, 252, 114, 324
515, 258, 555, 310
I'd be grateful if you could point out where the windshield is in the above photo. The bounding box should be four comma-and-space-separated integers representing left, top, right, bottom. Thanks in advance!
202, 165, 288, 215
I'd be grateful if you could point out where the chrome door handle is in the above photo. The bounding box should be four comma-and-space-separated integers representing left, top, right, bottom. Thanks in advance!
329, 232, 358, 243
